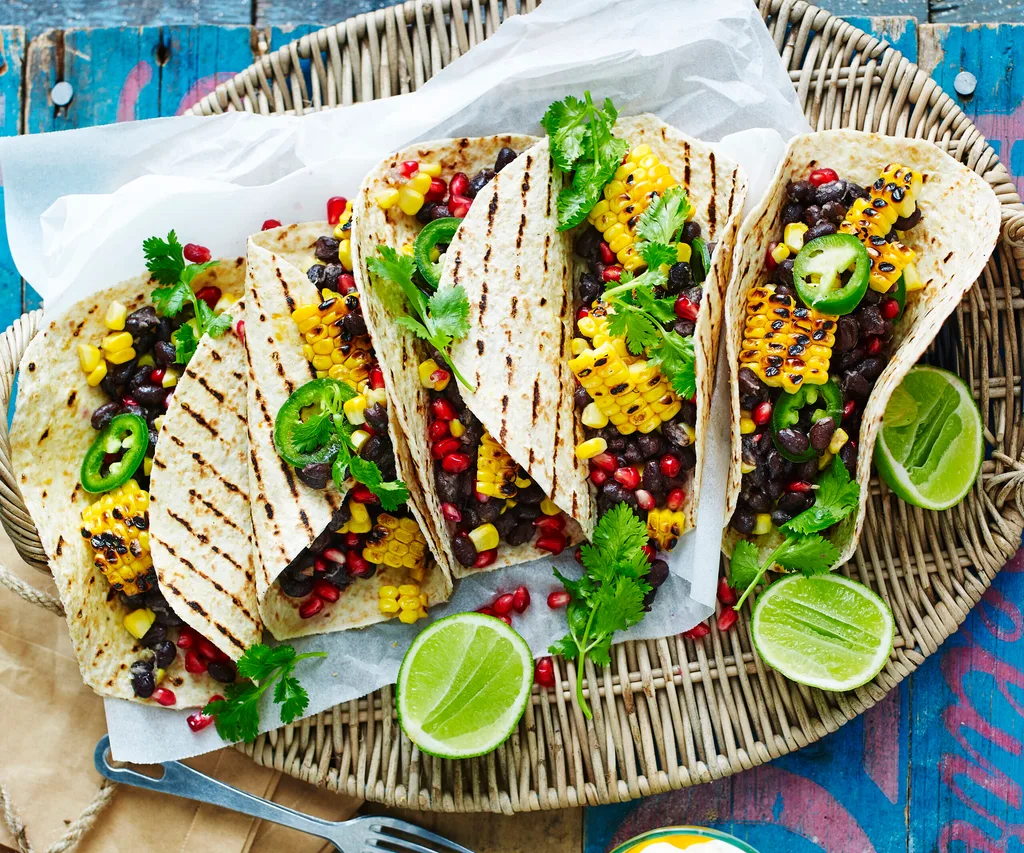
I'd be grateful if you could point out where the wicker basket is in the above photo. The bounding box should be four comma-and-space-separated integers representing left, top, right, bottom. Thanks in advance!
3, 0, 1023, 816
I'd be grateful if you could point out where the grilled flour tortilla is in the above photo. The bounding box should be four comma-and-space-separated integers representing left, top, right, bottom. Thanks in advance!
245, 223, 452, 638
10, 263, 246, 704
149, 300, 263, 660
723, 130, 1001, 564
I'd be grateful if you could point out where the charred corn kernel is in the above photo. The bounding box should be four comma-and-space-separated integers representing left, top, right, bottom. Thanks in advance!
818, 451, 834, 471
540, 498, 561, 516
101, 331, 134, 354
293, 293, 372, 382
408, 172, 432, 194
647, 507, 685, 551
143, 456, 153, 477
575, 437, 608, 460
350, 430, 371, 452
124, 608, 156, 639
828, 427, 850, 455
770, 243, 791, 265
740, 460, 757, 474
784, 222, 808, 253
408, 565, 426, 582
903, 261, 923, 292
865, 237, 916, 293
80, 480, 153, 597
104, 301, 127, 331
398, 187, 425, 216
468, 523, 500, 553
376, 188, 400, 210
344, 395, 367, 425
78, 343, 102, 373
588, 144, 681, 272
338, 501, 372, 534
676, 242, 692, 263
740, 417, 756, 435
581, 401, 609, 429
161, 371, 178, 389
418, 162, 442, 177
871, 163, 922, 220
476, 432, 519, 499
86, 362, 108, 387
363, 515, 427, 571
449, 419, 465, 438
753, 513, 773, 536
334, 200, 353, 231
739, 284, 837, 394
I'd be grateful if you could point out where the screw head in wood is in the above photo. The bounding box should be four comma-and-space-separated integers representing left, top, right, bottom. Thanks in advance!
954, 71, 977, 98
51, 81, 74, 107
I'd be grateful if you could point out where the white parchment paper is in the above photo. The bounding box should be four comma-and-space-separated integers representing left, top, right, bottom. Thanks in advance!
0, 0, 810, 762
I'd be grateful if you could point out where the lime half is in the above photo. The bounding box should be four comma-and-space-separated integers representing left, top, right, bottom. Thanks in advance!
396, 613, 533, 759
752, 574, 894, 691
873, 365, 983, 511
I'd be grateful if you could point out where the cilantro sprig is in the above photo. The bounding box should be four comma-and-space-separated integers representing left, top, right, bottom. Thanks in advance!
367, 246, 473, 390
549, 504, 652, 718
203, 644, 326, 743
144, 230, 231, 364
541, 92, 630, 231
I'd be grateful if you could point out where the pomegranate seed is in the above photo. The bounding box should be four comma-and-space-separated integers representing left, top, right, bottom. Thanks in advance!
430, 368, 450, 386
449, 195, 473, 218
866, 336, 883, 356
338, 273, 357, 294
477, 606, 494, 616
753, 401, 772, 425
150, 367, 166, 384
428, 419, 450, 441
473, 549, 497, 569
674, 295, 699, 321
195, 286, 221, 310
636, 489, 656, 511
534, 657, 555, 688
299, 597, 324, 619
683, 622, 711, 640
602, 265, 622, 283
176, 627, 196, 649
261, 218, 282, 230
536, 534, 567, 556
497, 614, 513, 626
659, 454, 681, 477
431, 437, 461, 459
613, 467, 641, 490
441, 502, 462, 523
313, 579, 341, 602
197, 637, 221, 662
152, 687, 177, 707
343, 533, 362, 548
666, 488, 686, 511
590, 468, 608, 486
184, 650, 208, 674
369, 366, 386, 390
765, 242, 781, 271
351, 485, 378, 503
881, 297, 900, 320
513, 586, 530, 613
234, 319, 245, 339
717, 608, 739, 632
314, 556, 329, 572
493, 594, 515, 616
591, 451, 618, 473
717, 577, 738, 606
548, 589, 571, 609
641, 544, 656, 563
534, 514, 567, 533
788, 480, 813, 493
577, 306, 591, 319
430, 397, 458, 421
598, 242, 615, 264
574, 548, 584, 564
425, 177, 447, 202
443, 452, 472, 473
347, 551, 372, 576
187, 711, 215, 733
122, 395, 139, 408
399, 161, 419, 177
163, 388, 175, 409
809, 167, 839, 186
475, 491, 491, 504
843, 399, 857, 420
183, 243, 211, 263
449, 172, 470, 197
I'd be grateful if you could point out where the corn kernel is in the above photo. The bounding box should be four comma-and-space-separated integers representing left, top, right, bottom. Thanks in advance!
468, 523, 499, 553
419, 358, 441, 388
398, 187, 425, 216
577, 316, 598, 338
78, 343, 102, 373
101, 331, 134, 354
344, 395, 367, 425
143, 456, 153, 476
903, 262, 923, 292
338, 239, 353, 271
398, 584, 419, 597
399, 609, 420, 624
770, 243, 791, 265
581, 401, 608, 429
753, 514, 773, 536
399, 595, 420, 612
575, 437, 608, 460
137, 353, 155, 369
106, 347, 137, 365
376, 188, 400, 210
449, 419, 465, 438
676, 242, 692, 263
379, 598, 400, 614
86, 362, 108, 387
105, 301, 127, 331
350, 430, 371, 452
740, 460, 757, 474
784, 222, 808, 253
123, 608, 156, 639
828, 428, 850, 455
818, 451, 834, 471
571, 338, 589, 356
161, 371, 178, 389
740, 417, 756, 435
408, 172, 432, 194
379, 586, 399, 600
338, 501, 372, 533
540, 498, 561, 516
418, 162, 441, 177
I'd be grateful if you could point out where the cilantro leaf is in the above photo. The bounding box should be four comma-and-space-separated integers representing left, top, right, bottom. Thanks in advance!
151, 282, 192, 318
607, 308, 660, 357
540, 95, 590, 172
774, 534, 840, 576
236, 644, 298, 682
172, 322, 199, 365
292, 410, 335, 454
203, 682, 262, 744
781, 456, 860, 536
205, 310, 234, 339
635, 186, 693, 247
349, 455, 410, 512
638, 241, 677, 271
728, 540, 761, 591
143, 231, 186, 285
273, 675, 309, 725
427, 285, 471, 342
650, 332, 697, 400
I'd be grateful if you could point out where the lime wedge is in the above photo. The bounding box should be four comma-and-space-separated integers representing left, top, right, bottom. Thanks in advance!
396, 613, 534, 758
874, 365, 983, 510
751, 574, 894, 691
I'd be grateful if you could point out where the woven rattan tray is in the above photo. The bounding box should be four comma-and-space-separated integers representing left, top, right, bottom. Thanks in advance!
2, 0, 1023, 816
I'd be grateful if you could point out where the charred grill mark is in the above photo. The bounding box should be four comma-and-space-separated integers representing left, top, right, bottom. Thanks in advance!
276, 268, 296, 313
683, 141, 691, 186
67, 390, 77, 407
944, 251, 954, 263
532, 379, 541, 424
500, 394, 510, 444
479, 281, 488, 320
552, 407, 562, 494
299, 508, 312, 536
516, 213, 527, 250
166, 510, 209, 544
477, 340, 484, 355
510, 296, 518, 318
159, 559, 255, 644
506, 354, 514, 384
197, 376, 225, 403
187, 488, 246, 535
545, 159, 554, 216
486, 194, 499, 236
56, 536, 64, 557
39, 428, 49, 443
543, 233, 551, 273
181, 402, 219, 437
728, 166, 739, 217
708, 151, 717, 235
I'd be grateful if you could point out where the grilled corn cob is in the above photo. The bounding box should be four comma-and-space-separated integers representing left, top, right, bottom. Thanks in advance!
363, 514, 428, 576
476, 432, 519, 499
80, 479, 153, 596
587, 143, 682, 272
647, 507, 686, 552
292, 289, 374, 385
739, 284, 837, 394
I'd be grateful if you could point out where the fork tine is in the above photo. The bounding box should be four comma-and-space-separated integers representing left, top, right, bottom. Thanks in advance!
368, 820, 476, 853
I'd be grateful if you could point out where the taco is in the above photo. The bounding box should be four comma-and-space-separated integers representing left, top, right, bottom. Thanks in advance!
244, 217, 453, 639
723, 131, 1000, 568
10, 242, 249, 706
353, 136, 594, 577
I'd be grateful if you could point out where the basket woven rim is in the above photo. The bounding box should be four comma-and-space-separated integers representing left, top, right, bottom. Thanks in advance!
2, 0, 1023, 814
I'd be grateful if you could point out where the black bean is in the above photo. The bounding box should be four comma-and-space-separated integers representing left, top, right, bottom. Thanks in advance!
833, 316, 859, 353
666, 262, 693, 294
814, 179, 847, 206
307, 264, 327, 287
771, 509, 793, 527
451, 534, 477, 566
858, 305, 886, 337
321, 561, 350, 587
153, 639, 177, 669
468, 169, 496, 197
682, 221, 702, 242
363, 405, 387, 435
495, 148, 518, 172
605, 433, 626, 453
208, 660, 237, 684
809, 417, 836, 451
836, 347, 865, 373
663, 421, 693, 450
151, 340, 175, 367
435, 468, 462, 504
738, 367, 764, 398
821, 200, 846, 224
575, 228, 602, 260
774, 283, 797, 301
494, 511, 517, 540
91, 401, 123, 430
130, 661, 155, 698
578, 273, 603, 307
778, 491, 814, 513
806, 221, 838, 241
766, 449, 789, 480
766, 479, 785, 500
430, 203, 452, 221
648, 559, 670, 588
744, 489, 771, 513
642, 460, 663, 493
318, 263, 341, 290
517, 483, 545, 505
844, 182, 870, 204
132, 383, 165, 407
360, 436, 388, 465
515, 503, 541, 521
858, 357, 885, 381
140, 621, 167, 648
574, 385, 591, 410
125, 306, 160, 339
416, 203, 438, 225
601, 480, 638, 510
840, 441, 858, 476
730, 509, 756, 534
782, 203, 804, 225
342, 313, 367, 336
773, 258, 795, 289
507, 521, 535, 547
623, 443, 644, 465
119, 401, 145, 420
638, 433, 664, 458
788, 180, 815, 204
314, 236, 341, 263
861, 288, 881, 306
894, 207, 922, 231
796, 458, 820, 481
673, 319, 695, 338
296, 462, 330, 489
477, 500, 502, 525
842, 371, 872, 400
677, 445, 697, 470
157, 318, 175, 343
804, 204, 824, 226
278, 570, 315, 598
775, 427, 809, 457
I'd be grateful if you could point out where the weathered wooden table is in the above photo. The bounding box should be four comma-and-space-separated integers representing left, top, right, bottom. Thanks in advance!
0, 3, 1021, 852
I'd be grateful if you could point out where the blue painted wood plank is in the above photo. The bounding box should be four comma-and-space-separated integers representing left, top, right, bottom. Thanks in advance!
931, 0, 1024, 24
159, 25, 255, 115
0, 27, 26, 329
844, 16, 919, 59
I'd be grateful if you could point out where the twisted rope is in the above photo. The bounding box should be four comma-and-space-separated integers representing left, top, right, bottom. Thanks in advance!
0, 560, 64, 617
0, 778, 115, 853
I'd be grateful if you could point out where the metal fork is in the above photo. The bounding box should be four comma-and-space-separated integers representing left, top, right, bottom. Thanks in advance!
94, 735, 476, 853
